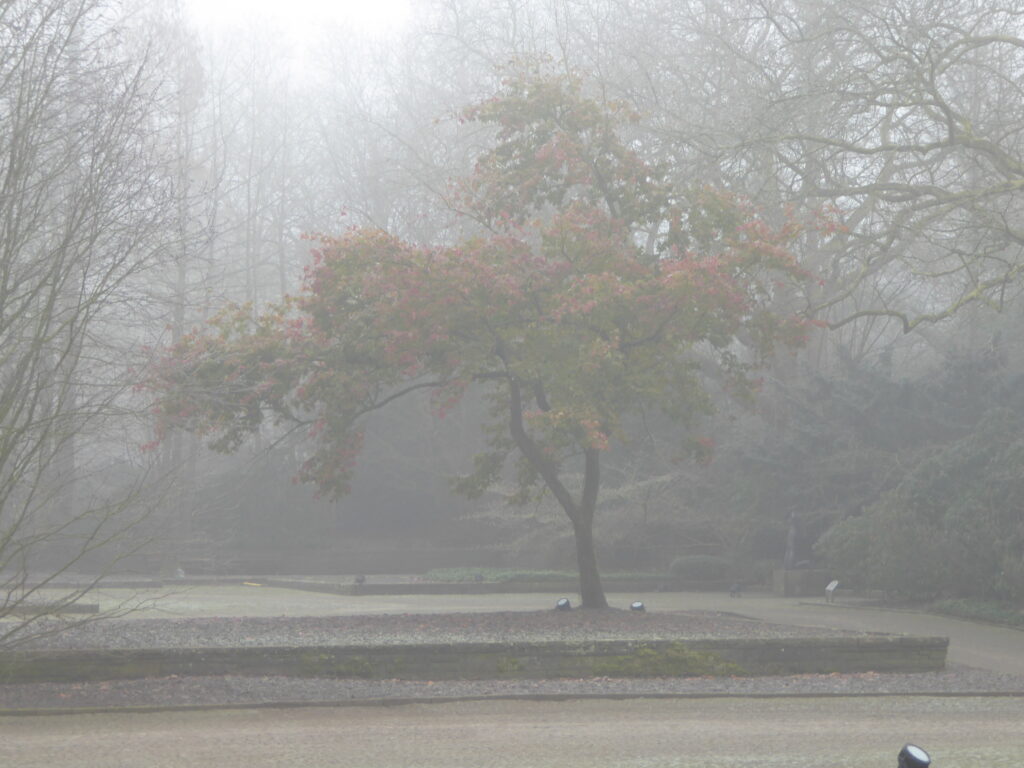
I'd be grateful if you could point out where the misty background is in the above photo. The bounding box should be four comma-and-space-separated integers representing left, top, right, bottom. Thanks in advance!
4, 0, 1023, 603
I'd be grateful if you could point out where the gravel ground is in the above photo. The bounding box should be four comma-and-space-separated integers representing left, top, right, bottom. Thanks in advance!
2, 666, 1024, 712
3, 610, 1023, 711
17, 609, 860, 649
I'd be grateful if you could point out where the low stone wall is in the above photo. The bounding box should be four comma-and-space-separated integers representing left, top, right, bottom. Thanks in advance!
215, 547, 516, 576
0, 636, 947, 684
701, 636, 948, 675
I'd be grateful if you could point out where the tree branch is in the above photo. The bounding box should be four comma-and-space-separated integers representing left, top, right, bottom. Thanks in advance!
507, 377, 579, 522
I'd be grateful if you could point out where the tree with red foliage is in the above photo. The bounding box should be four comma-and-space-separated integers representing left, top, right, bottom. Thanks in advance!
148, 72, 819, 607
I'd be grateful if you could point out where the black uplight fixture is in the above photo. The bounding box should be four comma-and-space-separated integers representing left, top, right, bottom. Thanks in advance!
630, 601, 646, 612
897, 745, 930, 768
555, 597, 572, 611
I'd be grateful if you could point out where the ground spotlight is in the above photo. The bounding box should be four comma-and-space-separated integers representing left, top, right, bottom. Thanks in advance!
630, 601, 646, 612
555, 597, 572, 611
898, 744, 930, 768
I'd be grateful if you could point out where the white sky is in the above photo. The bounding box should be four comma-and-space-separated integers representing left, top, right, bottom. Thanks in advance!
184, 0, 412, 36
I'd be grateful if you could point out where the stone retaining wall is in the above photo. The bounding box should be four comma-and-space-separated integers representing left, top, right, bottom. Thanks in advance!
0, 636, 947, 684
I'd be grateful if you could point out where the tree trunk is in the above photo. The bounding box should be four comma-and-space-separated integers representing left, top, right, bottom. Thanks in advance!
506, 379, 609, 608
572, 445, 608, 608
572, 512, 608, 609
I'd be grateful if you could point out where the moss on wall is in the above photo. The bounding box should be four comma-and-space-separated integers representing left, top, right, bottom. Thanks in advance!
0, 636, 947, 684
592, 642, 746, 677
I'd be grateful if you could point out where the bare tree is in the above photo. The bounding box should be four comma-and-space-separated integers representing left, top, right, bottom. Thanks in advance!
618, 1, 1024, 335
0, 0, 180, 647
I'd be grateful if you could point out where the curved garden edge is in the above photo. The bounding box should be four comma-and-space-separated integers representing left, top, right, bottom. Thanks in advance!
799, 599, 1024, 633
5, 689, 1024, 719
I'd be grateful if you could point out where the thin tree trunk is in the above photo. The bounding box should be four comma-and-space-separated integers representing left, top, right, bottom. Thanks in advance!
574, 445, 607, 608
572, 513, 607, 608
507, 378, 609, 608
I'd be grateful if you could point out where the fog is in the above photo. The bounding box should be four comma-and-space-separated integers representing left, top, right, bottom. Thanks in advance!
3, 0, 1023, 615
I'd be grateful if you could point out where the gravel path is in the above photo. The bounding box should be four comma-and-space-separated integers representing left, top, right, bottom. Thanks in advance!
7, 698, 1024, 768
3, 609, 1023, 711
2, 665, 1023, 712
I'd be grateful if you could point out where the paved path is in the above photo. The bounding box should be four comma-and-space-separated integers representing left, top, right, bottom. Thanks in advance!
649, 592, 1024, 676
3, 696, 1022, 767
